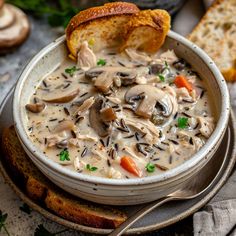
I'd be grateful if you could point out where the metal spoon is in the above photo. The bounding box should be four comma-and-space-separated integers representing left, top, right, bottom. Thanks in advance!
109, 127, 231, 236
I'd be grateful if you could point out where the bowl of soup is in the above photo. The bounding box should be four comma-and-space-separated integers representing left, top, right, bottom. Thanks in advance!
13, 31, 230, 205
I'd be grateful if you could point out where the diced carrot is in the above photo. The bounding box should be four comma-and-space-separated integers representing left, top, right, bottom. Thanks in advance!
174, 75, 193, 92
120, 156, 142, 177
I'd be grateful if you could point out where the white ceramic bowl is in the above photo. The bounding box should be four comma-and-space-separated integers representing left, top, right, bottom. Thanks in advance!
13, 31, 230, 205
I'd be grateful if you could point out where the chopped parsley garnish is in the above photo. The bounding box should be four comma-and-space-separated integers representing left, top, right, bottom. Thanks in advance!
86, 164, 98, 171
59, 149, 70, 161
164, 61, 169, 68
0, 211, 9, 236
177, 117, 188, 129
146, 163, 155, 173
97, 59, 106, 66
65, 66, 78, 76
157, 73, 165, 82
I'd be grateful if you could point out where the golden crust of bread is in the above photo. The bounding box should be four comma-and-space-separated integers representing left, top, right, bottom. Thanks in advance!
45, 190, 125, 228
66, 2, 139, 37
121, 9, 170, 53
66, 2, 139, 57
1, 126, 127, 228
188, 0, 236, 82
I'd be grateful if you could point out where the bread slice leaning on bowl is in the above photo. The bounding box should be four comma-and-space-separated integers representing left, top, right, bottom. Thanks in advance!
121, 9, 170, 53
1, 126, 127, 228
66, 2, 171, 57
66, 2, 140, 57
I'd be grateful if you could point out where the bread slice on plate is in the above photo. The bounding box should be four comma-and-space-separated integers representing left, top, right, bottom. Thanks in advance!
121, 9, 170, 53
66, 2, 140, 57
188, 0, 236, 82
1, 126, 127, 228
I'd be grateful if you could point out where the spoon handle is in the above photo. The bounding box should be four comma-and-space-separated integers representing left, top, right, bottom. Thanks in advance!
109, 196, 175, 236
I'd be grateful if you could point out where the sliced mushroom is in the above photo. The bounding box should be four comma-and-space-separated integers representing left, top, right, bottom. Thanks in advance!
117, 71, 136, 86
74, 96, 95, 116
53, 120, 75, 133
0, 4, 15, 29
43, 87, 80, 103
100, 107, 117, 122
25, 102, 45, 113
94, 71, 114, 93
149, 64, 164, 74
77, 41, 96, 71
85, 66, 137, 92
125, 85, 174, 119
56, 139, 68, 149
0, 4, 30, 54
89, 97, 112, 137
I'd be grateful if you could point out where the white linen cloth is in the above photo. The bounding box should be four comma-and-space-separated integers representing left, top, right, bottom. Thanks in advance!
174, 1, 236, 235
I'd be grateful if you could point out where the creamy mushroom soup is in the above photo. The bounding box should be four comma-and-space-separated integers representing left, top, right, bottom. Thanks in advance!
25, 42, 215, 179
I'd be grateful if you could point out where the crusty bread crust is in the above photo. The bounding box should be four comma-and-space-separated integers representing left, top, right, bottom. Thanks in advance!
66, 2, 139, 37
121, 9, 170, 53
189, 0, 236, 82
1, 126, 127, 228
66, 2, 140, 56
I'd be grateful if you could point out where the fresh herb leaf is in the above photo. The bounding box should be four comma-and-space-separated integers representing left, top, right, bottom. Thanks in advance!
177, 117, 188, 129
0, 211, 10, 236
86, 164, 98, 171
65, 66, 78, 76
164, 61, 169, 68
146, 163, 155, 173
97, 59, 106, 66
20, 203, 32, 214
59, 149, 70, 161
157, 73, 165, 82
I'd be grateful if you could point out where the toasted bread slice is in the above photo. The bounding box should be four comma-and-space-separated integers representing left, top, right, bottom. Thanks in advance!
66, 2, 140, 57
121, 9, 170, 53
1, 126, 127, 228
188, 0, 236, 82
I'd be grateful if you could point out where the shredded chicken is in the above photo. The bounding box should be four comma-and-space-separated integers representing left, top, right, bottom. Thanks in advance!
162, 85, 176, 97
106, 96, 122, 104
77, 41, 96, 70
91, 148, 108, 161
192, 136, 204, 151
124, 115, 160, 144
46, 135, 63, 147
135, 76, 147, 84
176, 87, 194, 103
77, 134, 98, 142
125, 48, 151, 65
123, 146, 146, 165
74, 96, 95, 116
68, 138, 81, 147
74, 158, 86, 171
160, 50, 178, 64
198, 116, 215, 138
106, 167, 122, 179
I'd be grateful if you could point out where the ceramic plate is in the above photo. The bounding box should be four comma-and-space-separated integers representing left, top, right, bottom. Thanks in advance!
0, 88, 235, 235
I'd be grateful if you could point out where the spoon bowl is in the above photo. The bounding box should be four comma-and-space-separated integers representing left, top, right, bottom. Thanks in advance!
109, 127, 231, 236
